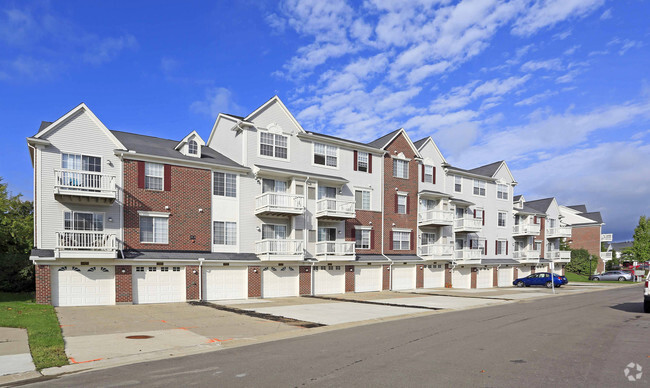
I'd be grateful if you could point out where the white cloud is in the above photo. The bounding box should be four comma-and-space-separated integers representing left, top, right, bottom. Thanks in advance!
511, 0, 605, 36
521, 58, 563, 71
190, 88, 243, 117
599, 8, 612, 20
83, 34, 137, 64
514, 90, 558, 106
430, 75, 531, 112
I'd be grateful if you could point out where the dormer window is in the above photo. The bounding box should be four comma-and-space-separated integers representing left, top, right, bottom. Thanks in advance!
188, 140, 198, 155
175, 131, 204, 158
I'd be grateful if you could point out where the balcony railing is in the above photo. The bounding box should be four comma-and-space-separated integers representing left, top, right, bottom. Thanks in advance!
418, 244, 453, 258
54, 169, 116, 200
255, 239, 303, 258
513, 223, 541, 236
546, 227, 572, 238
601, 233, 613, 242
513, 249, 541, 260
547, 250, 571, 261
418, 209, 454, 226
454, 248, 482, 260
454, 217, 482, 233
55, 231, 117, 251
315, 241, 355, 257
601, 251, 613, 261
255, 193, 304, 215
315, 199, 356, 219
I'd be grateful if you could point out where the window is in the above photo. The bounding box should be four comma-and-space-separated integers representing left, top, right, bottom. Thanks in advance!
473, 180, 486, 196
454, 176, 462, 192
214, 172, 237, 197
355, 190, 371, 210
140, 216, 168, 244
318, 186, 336, 199
262, 224, 286, 240
262, 179, 286, 193
355, 229, 371, 249
314, 143, 338, 167
318, 227, 336, 242
392, 231, 410, 250
475, 208, 483, 222
421, 233, 436, 245
188, 140, 198, 155
423, 165, 434, 183
260, 132, 288, 159
496, 240, 507, 255
136, 267, 144, 272
161, 267, 169, 272
393, 159, 408, 178
497, 184, 508, 200
64, 211, 104, 231
145, 162, 164, 190
62, 153, 101, 172
420, 199, 436, 212
357, 152, 369, 172
497, 212, 507, 227
534, 242, 542, 251
397, 194, 407, 214
172, 267, 181, 272
214, 221, 237, 245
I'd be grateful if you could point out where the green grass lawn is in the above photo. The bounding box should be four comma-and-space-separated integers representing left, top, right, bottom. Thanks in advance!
565, 272, 633, 284
0, 292, 68, 369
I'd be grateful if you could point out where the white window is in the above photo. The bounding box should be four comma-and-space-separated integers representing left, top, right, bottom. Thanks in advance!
357, 152, 369, 172
397, 194, 407, 214
262, 179, 286, 193
355, 190, 371, 210
188, 140, 198, 155
145, 162, 164, 191
423, 165, 434, 183
140, 216, 168, 244
496, 240, 507, 255
318, 227, 336, 242
214, 172, 236, 197
214, 221, 236, 245
318, 186, 336, 199
393, 159, 408, 178
392, 231, 410, 250
61, 153, 101, 172
420, 199, 436, 212
475, 208, 483, 221
454, 176, 462, 192
260, 132, 288, 159
64, 211, 104, 231
473, 179, 486, 196
498, 212, 507, 227
262, 224, 286, 239
497, 184, 508, 200
535, 242, 542, 251
421, 233, 436, 245
355, 229, 371, 249
314, 143, 338, 167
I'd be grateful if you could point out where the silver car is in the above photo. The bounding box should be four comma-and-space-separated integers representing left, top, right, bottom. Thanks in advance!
589, 271, 633, 281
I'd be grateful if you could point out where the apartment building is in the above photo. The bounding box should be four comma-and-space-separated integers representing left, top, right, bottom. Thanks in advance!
27, 97, 611, 306
558, 205, 611, 273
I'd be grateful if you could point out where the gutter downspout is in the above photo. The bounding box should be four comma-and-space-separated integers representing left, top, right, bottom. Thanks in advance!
379, 151, 393, 289
198, 258, 204, 301
303, 177, 312, 296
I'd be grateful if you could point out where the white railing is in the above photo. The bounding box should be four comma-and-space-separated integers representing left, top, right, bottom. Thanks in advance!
454, 248, 482, 260
418, 244, 453, 257
547, 250, 571, 260
54, 169, 116, 195
513, 249, 541, 260
316, 199, 356, 218
55, 231, 116, 251
454, 217, 482, 231
418, 209, 454, 225
546, 227, 572, 238
601, 251, 613, 261
315, 241, 355, 256
255, 239, 303, 256
601, 233, 613, 242
255, 193, 304, 213
513, 223, 541, 235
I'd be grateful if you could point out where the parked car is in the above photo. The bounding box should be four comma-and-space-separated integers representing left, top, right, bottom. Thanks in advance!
644, 274, 649, 313
588, 271, 633, 281
513, 273, 568, 288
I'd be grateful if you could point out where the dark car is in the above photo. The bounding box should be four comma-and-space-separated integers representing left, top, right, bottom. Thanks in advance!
588, 271, 633, 281
513, 272, 568, 288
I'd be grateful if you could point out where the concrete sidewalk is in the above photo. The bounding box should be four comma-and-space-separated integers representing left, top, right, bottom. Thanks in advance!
0, 327, 35, 376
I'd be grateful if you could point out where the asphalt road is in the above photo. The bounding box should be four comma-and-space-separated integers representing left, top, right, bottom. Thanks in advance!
22, 285, 650, 387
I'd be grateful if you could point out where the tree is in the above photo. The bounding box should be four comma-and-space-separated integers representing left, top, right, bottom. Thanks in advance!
606, 249, 619, 270
629, 216, 650, 263
566, 248, 599, 276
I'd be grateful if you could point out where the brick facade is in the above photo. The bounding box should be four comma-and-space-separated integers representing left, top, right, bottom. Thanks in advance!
299, 266, 311, 295
416, 265, 424, 288
493, 267, 498, 287
345, 265, 355, 292
569, 225, 604, 271
513, 267, 518, 280
115, 265, 133, 303
345, 210, 382, 253
35, 265, 51, 305
470, 269, 477, 289
531, 266, 535, 274
123, 159, 212, 252
445, 264, 452, 288
382, 265, 390, 290
535, 217, 546, 258
248, 266, 261, 297
186, 265, 200, 300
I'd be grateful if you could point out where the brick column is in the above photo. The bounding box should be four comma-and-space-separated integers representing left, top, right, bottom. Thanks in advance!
35, 265, 51, 305
416, 265, 424, 289
471, 268, 477, 289
115, 265, 133, 304
531, 266, 536, 274
345, 265, 355, 292
562, 265, 566, 276
248, 266, 261, 298
493, 267, 498, 287
382, 265, 390, 290
445, 264, 452, 288
299, 266, 312, 295
513, 267, 519, 281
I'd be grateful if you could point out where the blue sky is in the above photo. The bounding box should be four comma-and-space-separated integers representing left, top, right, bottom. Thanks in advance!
1, 0, 648, 240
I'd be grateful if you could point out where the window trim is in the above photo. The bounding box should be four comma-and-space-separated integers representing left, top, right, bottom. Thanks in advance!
188, 140, 198, 155
356, 151, 369, 172
393, 158, 409, 179
423, 165, 434, 183
496, 183, 509, 200
213, 171, 237, 198
312, 142, 339, 169
454, 175, 462, 193
63, 211, 105, 231
497, 211, 507, 228
261, 223, 288, 240
258, 130, 290, 162
139, 215, 169, 244
354, 188, 372, 211
213, 221, 237, 246
392, 231, 411, 250
144, 162, 165, 191
472, 179, 486, 197
60, 152, 103, 172
396, 193, 408, 214
496, 239, 507, 255
355, 228, 371, 250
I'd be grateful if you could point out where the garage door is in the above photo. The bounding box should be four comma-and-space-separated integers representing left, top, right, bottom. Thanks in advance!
477, 267, 492, 288
262, 266, 299, 298
536, 265, 547, 273
553, 264, 563, 275
355, 266, 382, 292
314, 265, 345, 295
392, 265, 416, 290
133, 266, 186, 304
452, 267, 472, 289
498, 267, 514, 287
423, 264, 445, 288
518, 266, 531, 279
52, 265, 115, 307
203, 267, 247, 301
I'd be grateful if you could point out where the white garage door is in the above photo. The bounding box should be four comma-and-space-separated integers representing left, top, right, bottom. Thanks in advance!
203, 267, 248, 301
477, 267, 493, 289
536, 265, 547, 273
133, 266, 186, 304
518, 266, 532, 279
52, 265, 115, 307
392, 265, 416, 291
355, 266, 382, 292
423, 265, 445, 288
498, 267, 514, 287
452, 267, 472, 289
262, 266, 299, 298
553, 264, 563, 275
313, 265, 345, 295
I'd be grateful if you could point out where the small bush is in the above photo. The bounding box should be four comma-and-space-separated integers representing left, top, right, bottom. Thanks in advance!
0, 253, 35, 292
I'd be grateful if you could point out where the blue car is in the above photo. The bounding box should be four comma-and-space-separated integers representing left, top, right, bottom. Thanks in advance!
513, 272, 568, 288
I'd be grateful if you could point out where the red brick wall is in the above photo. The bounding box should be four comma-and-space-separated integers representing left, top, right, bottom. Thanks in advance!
248, 266, 261, 297
531, 266, 535, 274
123, 159, 212, 251
416, 265, 424, 288
346, 211, 382, 254
299, 266, 311, 295
115, 265, 132, 303
186, 265, 199, 300
493, 267, 498, 287
445, 264, 452, 288
535, 217, 546, 258
344, 265, 354, 292
383, 133, 418, 254
562, 265, 566, 275
513, 267, 518, 280
471, 269, 477, 288
382, 265, 390, 290
35, 265, 51, 305
569, 225, 603, 271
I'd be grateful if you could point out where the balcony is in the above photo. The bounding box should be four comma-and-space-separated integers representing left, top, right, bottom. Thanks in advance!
512, 223, 541, 236
418, 209, 454, 227
453, 248, 482, 264
54, 169, 116, 204
513, 249, 541, 263
55, 231, 118, 258
454, 217, 482, 233
255, 239, 303, 260
418, 244, 453, 259
546, 227, 572, 239
601, 233, 613, 242
255, 193, 304, 216
315, 198, 356, 219
547, 250, 571, 262
601, 251, 613, 261
315, 241, 355, 260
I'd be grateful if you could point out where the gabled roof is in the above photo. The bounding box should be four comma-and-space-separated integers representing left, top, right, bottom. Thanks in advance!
518, 205, 546, 216
413, 136, 447, 164
413, 137, 428, 149
222, 113, 247, 121
513, 195, 523, 202
174, 130, 205, 151
38, 121, 53, 131
245, 95, 306, 133
567, 205, 588, 213
525, 198, 555, 213
468, 161, 503, 177
366, 128, 421, 158
580, 212, 603, 224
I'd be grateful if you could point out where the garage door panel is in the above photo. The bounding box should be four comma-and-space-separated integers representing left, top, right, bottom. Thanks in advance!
423, 265, 444, 288
204, 267, 247, 301
314, 266, 345, 295
133, 266, 186, 304
498, 268, 514, 287
262, 266, 299, 298
452, 267, 471, 289
355, 266, 382, 292
477, 268, 492, 289
392, 265, 416, 291
518, 267, 531, 278
52, 266, 115, 307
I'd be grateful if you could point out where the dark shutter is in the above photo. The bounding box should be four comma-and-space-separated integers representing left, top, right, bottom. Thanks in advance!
370, 230, 375, 249
368, 154, 372, 173
473, 209, 476, 218
394, 194, 398, 213
410, 233, 414, 251
351, 228, 356, 240
406, 195, 410, 214
421, 164, 425, 182
482, 210, 485, 226
469, 240, 473, 249
534, 216, 538, 224
137, 161, 145, 189
484, 242, 487, 256
495, 240, 498, 255
353, 150, 358, 171
506, 242, 509, 255
389, 232, 393, 250
163, 165, 171, 191
433, 166, 436, 184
